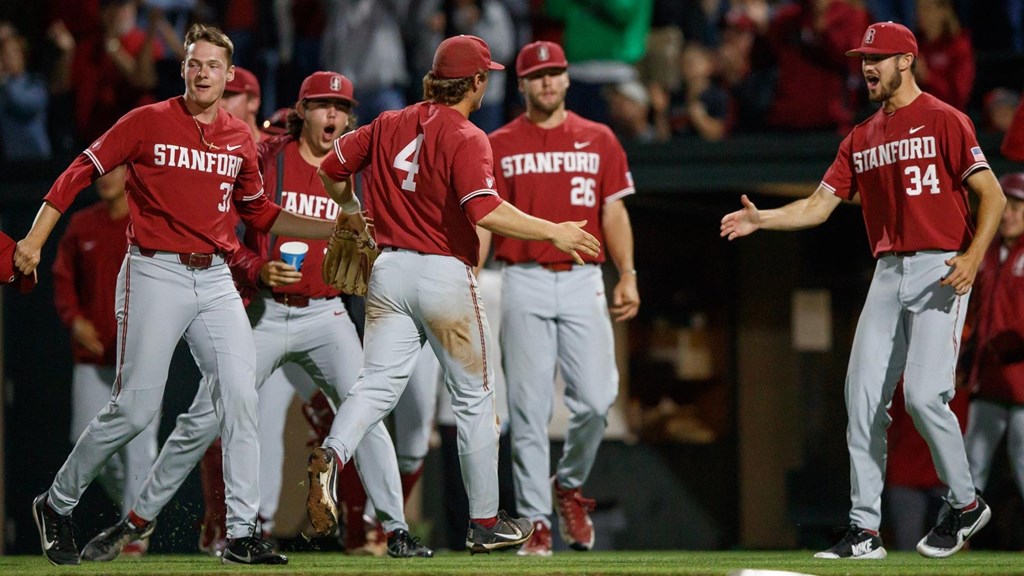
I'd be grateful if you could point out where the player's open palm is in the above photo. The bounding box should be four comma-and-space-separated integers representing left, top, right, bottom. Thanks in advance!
552, 220, 600, 264
720, 194, 761, 240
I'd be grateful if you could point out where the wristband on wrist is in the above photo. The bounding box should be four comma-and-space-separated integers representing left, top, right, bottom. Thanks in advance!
339, 196, 361, 214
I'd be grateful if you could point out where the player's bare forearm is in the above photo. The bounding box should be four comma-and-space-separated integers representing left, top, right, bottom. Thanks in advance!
318, 170, 355, 207
964, 169, 1006, 262
15, 202, 62, 274
943, 169, 1007, 293
721, 188, 841, 241
476, 201, 601, 263
270, 210, 335, 240
602, 200, 640, 321
475, 226, 493, 272
601, 200, 635, 277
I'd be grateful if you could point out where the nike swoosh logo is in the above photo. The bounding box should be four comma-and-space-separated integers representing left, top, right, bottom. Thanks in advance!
42, 534, 55, 551
909, 126, 925, 134
573, 141, 591, 150
226, 144, 243, 151
333, 310, 344, 316
493, 530, 523, 540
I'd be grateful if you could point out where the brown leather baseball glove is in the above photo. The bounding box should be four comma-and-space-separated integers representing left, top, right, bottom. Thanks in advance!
322, 211, 379, 296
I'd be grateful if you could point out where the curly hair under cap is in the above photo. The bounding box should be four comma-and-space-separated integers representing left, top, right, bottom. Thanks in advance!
422, 71, 486, 105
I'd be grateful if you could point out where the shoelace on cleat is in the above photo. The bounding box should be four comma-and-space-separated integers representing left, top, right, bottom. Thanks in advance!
933, 500, 964, 538
52, 511, 79, 552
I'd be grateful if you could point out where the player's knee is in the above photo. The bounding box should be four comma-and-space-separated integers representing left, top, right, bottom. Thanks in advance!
397, 455, 425, 475
124, 408, 160, 436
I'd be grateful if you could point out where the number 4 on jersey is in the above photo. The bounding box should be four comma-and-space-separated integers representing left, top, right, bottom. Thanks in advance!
394, 135, 425, 192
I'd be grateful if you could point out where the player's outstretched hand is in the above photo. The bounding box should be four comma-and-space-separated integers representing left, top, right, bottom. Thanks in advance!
261, 261, 302, 287
941, 252, 981, 296
552, 220, 600, 264
720, 194, 761, 240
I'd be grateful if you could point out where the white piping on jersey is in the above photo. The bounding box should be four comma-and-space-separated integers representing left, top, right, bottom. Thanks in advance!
459, 189, 499, 205
820, 181, 837, 194
333, 134, 350, 166
604, 187, 635, 204
242, 188, 265, 201
961, 162, 990, 183
84, 149, 106, 176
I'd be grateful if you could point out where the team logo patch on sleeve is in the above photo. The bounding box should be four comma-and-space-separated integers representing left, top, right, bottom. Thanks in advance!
972, 146, 986, 162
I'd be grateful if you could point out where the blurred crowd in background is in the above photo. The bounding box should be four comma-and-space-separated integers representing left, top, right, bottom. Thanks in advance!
1, 0, 1022, 162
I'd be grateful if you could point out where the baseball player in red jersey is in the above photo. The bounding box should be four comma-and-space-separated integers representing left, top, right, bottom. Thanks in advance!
80, 69, 430, 561
305, 34, 600, 554
721, 22, 1005, 559
484, 40, 639, 556
52, 166, 158, 556
961, 173, 1024, 512
21, 24, 336, 566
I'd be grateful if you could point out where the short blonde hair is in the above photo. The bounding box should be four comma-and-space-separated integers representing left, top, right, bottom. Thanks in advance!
184, 23, 234, 63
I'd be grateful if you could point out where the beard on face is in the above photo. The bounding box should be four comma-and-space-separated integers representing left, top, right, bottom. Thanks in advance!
528, 88, 566, 115
869, 66, 903, 103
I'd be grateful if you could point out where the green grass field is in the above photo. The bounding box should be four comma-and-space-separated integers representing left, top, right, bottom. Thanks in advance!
3, 551, 1024, 576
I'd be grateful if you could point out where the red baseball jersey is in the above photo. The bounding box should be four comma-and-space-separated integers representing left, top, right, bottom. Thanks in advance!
320, 102, 502, 267
44, 97, 281, 254
258, 137, 338, 299
488, 112, 634, 265
967, 238, 1024, 404
52, 203, 129, 366
821, 93, 989, 256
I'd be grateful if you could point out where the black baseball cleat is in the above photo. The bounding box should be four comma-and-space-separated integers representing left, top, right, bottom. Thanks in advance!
814, 524, 887, 559
386, 528, 434, 558
221, 536, 288, 564
917, 495, 991, 558
31, 492, 80, 566
466, 510, 534, 554
306, 447, 341, 536
81, 517, 156, 561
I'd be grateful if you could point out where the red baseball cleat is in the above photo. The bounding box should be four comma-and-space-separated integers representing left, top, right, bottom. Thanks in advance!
552, 477, 596, 551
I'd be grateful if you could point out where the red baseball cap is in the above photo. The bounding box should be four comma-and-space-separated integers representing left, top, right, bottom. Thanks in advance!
516, 41, 568, 77
224, 66, 261, 99
431, 35, 504, 79
0, 232, 37, 294
1000, 172, 1024, 201
846, 22, 918, 57
298, 71, 357, 105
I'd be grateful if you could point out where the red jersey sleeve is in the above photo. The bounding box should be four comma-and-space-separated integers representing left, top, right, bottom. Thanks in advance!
45, 109, 146, 212
821, 132, 857, 200
452, 130, 500, 207
941, 110, 989, 182
597, 129, 635, 204
323, 126, 373, 182
233, 141, 281, 233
